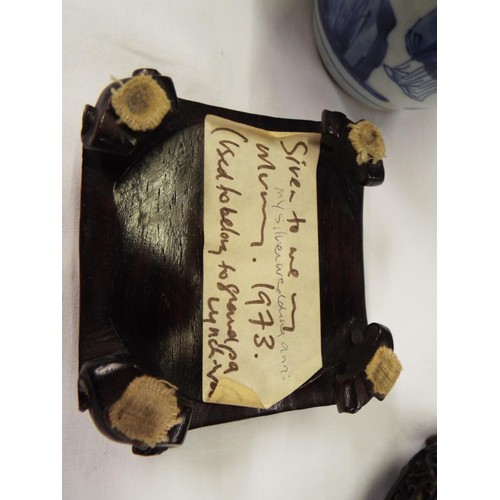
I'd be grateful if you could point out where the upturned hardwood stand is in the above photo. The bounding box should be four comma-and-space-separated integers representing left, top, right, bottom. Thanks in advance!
78, 69, 401, 456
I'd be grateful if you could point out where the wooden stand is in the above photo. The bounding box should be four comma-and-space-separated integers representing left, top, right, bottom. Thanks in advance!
78, 69, 400, 455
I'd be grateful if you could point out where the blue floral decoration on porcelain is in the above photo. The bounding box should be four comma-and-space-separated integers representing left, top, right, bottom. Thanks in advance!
384, 8, 437, 102
314, 0, 437, 109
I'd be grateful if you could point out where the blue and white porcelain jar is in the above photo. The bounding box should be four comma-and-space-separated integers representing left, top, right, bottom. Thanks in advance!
313, 0, 437, 110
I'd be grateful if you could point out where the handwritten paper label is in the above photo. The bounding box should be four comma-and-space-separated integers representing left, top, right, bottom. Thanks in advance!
202, 115, 322, 409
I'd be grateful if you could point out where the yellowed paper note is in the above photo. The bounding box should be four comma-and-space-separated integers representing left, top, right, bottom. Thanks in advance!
203, 114, 322, 409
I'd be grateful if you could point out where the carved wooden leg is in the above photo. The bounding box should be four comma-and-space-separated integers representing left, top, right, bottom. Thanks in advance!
334, 323, 401, 414
79, 356, 192, 455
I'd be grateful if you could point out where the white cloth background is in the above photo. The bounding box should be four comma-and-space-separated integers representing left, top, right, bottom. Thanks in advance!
62, 1, 436, 498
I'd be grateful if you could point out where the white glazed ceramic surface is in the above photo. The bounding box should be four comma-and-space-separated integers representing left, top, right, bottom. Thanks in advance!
314, 0, 437, 110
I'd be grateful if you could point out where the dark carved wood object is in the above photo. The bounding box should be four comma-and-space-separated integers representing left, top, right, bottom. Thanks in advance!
78, 69, 399, 455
